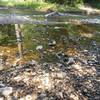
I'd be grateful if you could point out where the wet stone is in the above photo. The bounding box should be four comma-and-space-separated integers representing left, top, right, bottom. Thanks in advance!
67, 57, 75, 65
0, 66, 4, 71
0, 86, 13, 96
56, 52, 65, 59
87, 60, 95, 66
48, 40, 56, 46
0, 83, 5, 88
36, 45, 43, 50
28, 60, 38, 66
92, 41, 97, 46
37, 93, 47, 100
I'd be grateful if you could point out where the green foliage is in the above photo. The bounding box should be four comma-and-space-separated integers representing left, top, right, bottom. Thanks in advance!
0, 0, 100, 9
0, 0, 54, 9
45, 0, 100, 8
45, 0, 83, 7
84, 0, 100, 8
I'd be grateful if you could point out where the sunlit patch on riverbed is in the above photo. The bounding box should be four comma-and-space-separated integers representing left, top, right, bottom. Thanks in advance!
13, 72, 52, 90
72, 64, 96, 76
0, 46, 40, 70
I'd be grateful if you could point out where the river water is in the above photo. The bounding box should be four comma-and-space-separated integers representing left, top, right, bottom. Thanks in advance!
0, 8, 100, 100
0, 23, 100, 66
0, 8, 100, 66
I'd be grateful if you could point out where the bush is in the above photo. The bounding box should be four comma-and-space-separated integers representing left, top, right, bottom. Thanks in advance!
45, 0, 83, 7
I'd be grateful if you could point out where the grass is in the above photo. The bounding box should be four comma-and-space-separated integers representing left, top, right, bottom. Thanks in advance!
0, 1, 82, 12
0, 1, 55, 11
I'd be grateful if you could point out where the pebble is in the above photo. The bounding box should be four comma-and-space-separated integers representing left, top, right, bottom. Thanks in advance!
92, 41, 97, 46
67, 57, 75, 65
48, 40, 56, 46
56, 52, 65, 59
36, 45, 43, 50
25, 95, 32, 100
0, 66, 4, 71
28, 60, 37, 66
87, 60, 95, 66
54, 26, 60, 29
0, 86, 13, 96
0, 97, 4, 100
0, 83, 5, 88
37, 93, 47, 100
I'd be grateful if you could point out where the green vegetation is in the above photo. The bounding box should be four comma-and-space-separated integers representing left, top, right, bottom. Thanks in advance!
0, 0, 99, 12
84, 0, 100, 9
0, 0, 55, 11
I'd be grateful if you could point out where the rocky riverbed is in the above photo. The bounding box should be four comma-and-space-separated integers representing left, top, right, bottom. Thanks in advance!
0, 43, 100, 100
0, 21, 100, 100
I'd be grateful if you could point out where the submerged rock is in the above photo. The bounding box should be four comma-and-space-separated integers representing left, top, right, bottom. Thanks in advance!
92, 41, 97, 46
28, 60, 38, 66
36, 45, 43, 50
67, 57, 75, 65
0, 83, 5, 88
48, 40, 56, 46
56, 52, 75, 65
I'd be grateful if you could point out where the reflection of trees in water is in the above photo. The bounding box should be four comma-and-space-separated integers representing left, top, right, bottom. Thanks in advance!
0, 25, 16, 45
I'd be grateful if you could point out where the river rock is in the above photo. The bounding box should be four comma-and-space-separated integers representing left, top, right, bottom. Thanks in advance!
0, 83, 5, 88
56, 52, 65, 59
36, 45, 43, 50
28, 60, 38, 66
67, 57, 75, 65
37, 93, 47, 100
0, 97, 4, 100
48, 40, 56, 46
0, 66, 4, 71
0, 86, 13, 96
92, 41, 97, 46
